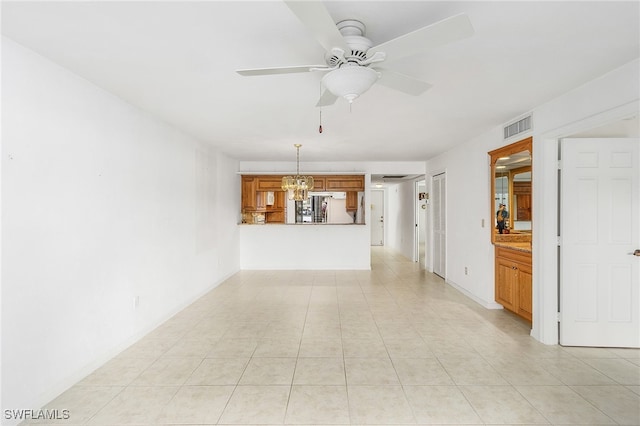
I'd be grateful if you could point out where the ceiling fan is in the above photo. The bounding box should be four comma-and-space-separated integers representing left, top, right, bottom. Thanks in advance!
236, 1, 474, 106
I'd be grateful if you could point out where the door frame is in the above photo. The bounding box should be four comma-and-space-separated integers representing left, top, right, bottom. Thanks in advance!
534, 100, 639, 345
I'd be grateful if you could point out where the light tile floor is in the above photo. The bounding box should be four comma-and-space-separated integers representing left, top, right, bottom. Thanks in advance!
28, 247, 640, 425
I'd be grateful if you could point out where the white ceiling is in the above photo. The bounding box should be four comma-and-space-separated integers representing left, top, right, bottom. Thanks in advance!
2, 1, 638, 162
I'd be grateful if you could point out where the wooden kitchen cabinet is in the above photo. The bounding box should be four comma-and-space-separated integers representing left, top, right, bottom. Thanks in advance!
346, 191, 358, 211
495, 246, 532, 322
496, 257, 517, 312
257, 176, 284, 191
256, 191, 266, 211
265, 210, 285, 223
257, 190, 285, 223
517, 262, 533, 321
242, 176, 286, 222
241, 176, 257, 211
311, 176, 325, 191
270, 190, 286, 210
326, 175, 364, 191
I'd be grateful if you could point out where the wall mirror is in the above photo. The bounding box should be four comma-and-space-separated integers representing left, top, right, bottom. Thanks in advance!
489, 137, 532, 244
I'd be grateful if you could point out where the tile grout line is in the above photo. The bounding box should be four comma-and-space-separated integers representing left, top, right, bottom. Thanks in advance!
282, 275, 314, 424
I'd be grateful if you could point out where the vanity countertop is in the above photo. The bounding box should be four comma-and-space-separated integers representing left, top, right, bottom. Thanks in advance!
495, 242, 532, 253
494, 233, 532, 243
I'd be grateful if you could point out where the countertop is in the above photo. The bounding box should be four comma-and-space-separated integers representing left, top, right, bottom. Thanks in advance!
495, 242, 532, 253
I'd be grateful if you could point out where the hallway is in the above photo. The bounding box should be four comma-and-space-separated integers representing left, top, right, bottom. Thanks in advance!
34, 247, 639, 425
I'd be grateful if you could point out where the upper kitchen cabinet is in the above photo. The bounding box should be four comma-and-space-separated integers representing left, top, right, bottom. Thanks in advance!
326, 175, 365, 191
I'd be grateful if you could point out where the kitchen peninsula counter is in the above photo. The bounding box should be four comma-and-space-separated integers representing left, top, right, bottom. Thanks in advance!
239, 222, 370, 270
239, 222, 365, 225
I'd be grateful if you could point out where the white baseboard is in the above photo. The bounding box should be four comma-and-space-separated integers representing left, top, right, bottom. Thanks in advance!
445, 278, 504, 310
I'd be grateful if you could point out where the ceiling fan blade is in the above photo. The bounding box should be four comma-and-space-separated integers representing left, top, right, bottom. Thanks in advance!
376, 69, 432, 96
236, 65, 329, 76
316, 89, 338, 107
368, 13, 474, 64
283, 0, 350, 53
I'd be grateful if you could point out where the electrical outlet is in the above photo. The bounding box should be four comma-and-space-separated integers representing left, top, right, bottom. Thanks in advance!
464, 267, 468, 275
134, 296, 140, 309
481, 219, 485, 228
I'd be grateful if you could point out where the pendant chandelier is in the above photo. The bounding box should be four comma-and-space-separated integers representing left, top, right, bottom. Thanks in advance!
281, 144, 314, 201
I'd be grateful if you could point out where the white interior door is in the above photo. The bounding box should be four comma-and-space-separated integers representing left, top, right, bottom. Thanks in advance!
370, 189, 384, 246
560, 138, 639, 347
432, 173, 446, 278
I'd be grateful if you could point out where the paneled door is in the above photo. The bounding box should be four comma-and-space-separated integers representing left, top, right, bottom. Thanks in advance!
432, 173, 446, 278
370, 189, 384, 246
560, 138, 639, 347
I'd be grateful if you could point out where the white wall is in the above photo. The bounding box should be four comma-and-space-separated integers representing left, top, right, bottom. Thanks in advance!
1, 38, 240, 418
425, 58, 640, 341
426, 132, 499, 308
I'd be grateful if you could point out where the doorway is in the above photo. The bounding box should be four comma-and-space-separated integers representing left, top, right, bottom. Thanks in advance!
370, 189, 384, 246
432, 173, 446, 278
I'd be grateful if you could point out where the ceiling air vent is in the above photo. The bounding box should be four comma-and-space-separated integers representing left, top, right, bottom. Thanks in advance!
504, 114, 532, 140
382, 175, 407, 179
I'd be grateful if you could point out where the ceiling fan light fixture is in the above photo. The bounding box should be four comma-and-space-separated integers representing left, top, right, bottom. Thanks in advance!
321, 66, 380, 103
